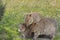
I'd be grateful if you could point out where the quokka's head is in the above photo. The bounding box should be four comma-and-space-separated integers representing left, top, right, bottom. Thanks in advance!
25, 12, 42, 26
18, 23, 26, 33
18, 23, 33, 38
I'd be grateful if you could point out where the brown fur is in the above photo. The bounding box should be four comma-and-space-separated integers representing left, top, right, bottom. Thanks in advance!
30, 18, 58, 40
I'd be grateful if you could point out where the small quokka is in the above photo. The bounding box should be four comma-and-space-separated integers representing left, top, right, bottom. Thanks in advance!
18, 23, 33, 39
24, 12, 42, 26
30, 18, 58, 40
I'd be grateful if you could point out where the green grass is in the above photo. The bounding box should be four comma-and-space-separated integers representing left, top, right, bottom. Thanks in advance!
0, 0, 60, 40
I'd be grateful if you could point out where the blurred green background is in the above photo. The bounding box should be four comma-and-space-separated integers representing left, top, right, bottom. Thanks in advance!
0, 0, 60, 40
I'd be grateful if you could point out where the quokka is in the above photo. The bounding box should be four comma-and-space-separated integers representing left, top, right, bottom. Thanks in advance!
24, 12, 42, 26
18, 12, 58, 40
18, 23, 33, 39
29, 18, 58, 40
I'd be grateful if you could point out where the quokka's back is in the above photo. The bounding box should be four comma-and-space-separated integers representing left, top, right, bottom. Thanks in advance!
30, 18, 58, 40
41, 18, 58, 35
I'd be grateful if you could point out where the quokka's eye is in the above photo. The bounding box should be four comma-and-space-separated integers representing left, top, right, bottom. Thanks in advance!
29, 14, 31, 17
33, 23, 36, 25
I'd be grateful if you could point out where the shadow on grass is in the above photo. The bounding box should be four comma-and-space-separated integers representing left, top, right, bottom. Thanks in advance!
0, 0, 6, 21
